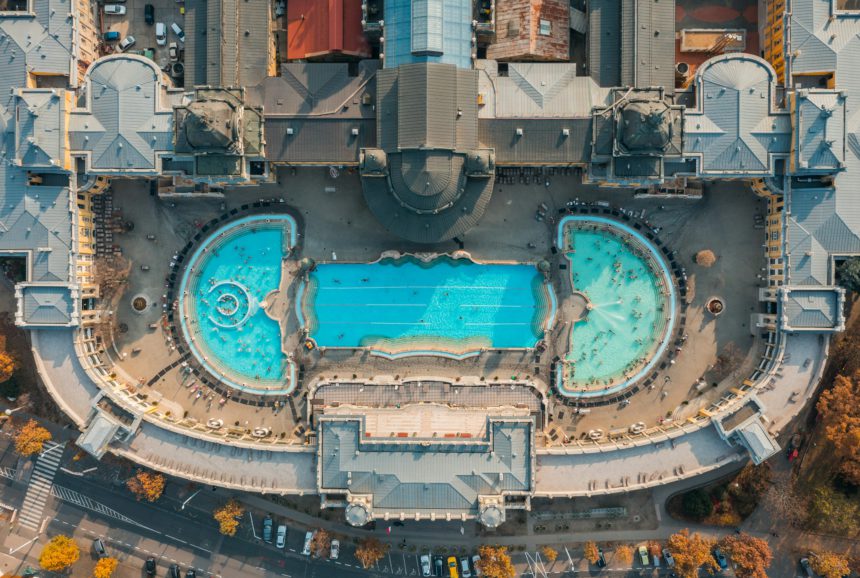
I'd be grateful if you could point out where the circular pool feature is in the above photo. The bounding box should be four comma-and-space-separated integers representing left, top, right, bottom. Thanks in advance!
706, 297, 725, 316
555, 216, 677, 398
131, 295, 149, 313
176, 214, 299, 395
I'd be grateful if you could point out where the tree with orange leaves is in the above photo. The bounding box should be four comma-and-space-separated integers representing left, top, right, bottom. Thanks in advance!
475, 545, 515, 578
719, 533, 772, 578
667, 529, 718, 578
355, 538, 389, 570
126, 470, 166, 502
817, 372, 860, 484
14, 419, 52, 456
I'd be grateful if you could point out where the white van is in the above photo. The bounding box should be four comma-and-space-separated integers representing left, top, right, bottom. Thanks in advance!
155, 22, 166, 45
171, 22, 185, 43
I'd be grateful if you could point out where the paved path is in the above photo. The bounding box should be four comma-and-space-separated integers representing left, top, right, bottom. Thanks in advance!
16, 441, 64, 531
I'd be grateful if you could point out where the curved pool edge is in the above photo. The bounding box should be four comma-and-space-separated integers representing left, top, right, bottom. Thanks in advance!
554, 215, 678, 399
177, 214, 299, 396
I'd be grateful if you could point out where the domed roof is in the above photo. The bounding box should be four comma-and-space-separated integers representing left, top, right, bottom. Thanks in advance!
345, 503, 371, 527
618, 100, 674, 153
360, 148, 388, 175
478, 504, 505, 528
182, 100, 239, 151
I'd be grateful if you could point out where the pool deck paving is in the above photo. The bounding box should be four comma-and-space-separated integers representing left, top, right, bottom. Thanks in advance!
102, 168, 767, 450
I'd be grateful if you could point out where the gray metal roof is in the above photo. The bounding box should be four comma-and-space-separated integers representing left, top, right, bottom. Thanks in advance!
18, 285, 75, 326
684, 54, 791, 176
376, 63, 478, 151
266, 118, 376, 164
251, 61, 379, 116
362, 62, 493, 243
77, 411, 121, 459
253, 62, 379, 164
793, 89, 847, 173
479, 118, 592, 164
14, 89, 67, 169
185, 0, 271, 88
476, 61, 612, 118
588, 0, 621, 87
781, 287, 844, 330
69, 55, 173, 174
319, 417, 532, 516
786, 0, 860, 288
627, 0, 675, 90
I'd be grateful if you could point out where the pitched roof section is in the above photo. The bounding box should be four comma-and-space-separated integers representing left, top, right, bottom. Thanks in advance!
780, 287, 845, 331
17, 284, 77, 327
588, 0, 621, 87
69, 55, 173, 174
362, 63, 494, 243
14, 89, 70, 170
382, 0, 473, 69
589, 0, 676, 90
477, 61, 612, 118
684, 54, 791, 176
286, 0, 371, 60
185, 0, 272, 88
318, 417, 533, 517
786, 0, 860, 290
0, 1, 77, 323
792, 89, 847, 173
255, 61, 379, 164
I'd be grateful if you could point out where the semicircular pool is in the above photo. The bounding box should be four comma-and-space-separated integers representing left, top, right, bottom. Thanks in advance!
555, 215, 677, 398
177, 214, 297, 394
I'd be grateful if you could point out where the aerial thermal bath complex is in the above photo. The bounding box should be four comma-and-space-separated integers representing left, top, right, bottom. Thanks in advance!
2, 0, 857, 526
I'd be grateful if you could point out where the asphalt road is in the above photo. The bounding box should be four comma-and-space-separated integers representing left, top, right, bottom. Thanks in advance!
2, 468, 700, 578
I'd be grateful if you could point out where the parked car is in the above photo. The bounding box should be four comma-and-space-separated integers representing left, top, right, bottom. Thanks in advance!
434, 556, 444, 577
420, 554, 432, 577
638, 546, 650, 565
330, 539, 339, 560
144, 4, 154, 24
302, 531, 313, 555
653, 553, 661, 567
800, 557, 815, 578
185, 570, 195, 578
92, 538, 107, 559
261, 515, 273, 543
663, 548, 675, 568
596, 548, 606, 568
104, 4, 126, 15
103, 31, 120, 42
168, 564, 181, 578
275, 525, 287, 549
460, 556, 472, 578
168, 41, 179, 61
118, 35, 136, 51
144, 558, 156, 577
471, 554, 482, 576
713, 548, 728, 570
447, 556, 459, 578
155, 22, 167, 45
171, 22, 185, 42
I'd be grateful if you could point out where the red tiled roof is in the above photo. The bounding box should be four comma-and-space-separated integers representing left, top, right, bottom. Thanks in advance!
287, 0, 371, 60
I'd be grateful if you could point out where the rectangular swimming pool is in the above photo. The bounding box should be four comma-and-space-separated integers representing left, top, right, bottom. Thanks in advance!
301, 257, 553, 355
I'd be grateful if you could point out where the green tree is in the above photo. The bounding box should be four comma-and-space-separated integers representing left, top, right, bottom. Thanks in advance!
682, 489, 713, 520
837, 257, 860, 293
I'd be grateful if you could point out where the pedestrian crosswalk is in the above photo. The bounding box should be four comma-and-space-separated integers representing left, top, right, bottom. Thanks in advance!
18, 441, 64, 531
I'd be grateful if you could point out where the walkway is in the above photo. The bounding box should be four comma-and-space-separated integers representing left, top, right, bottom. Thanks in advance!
17, 442, 64, 532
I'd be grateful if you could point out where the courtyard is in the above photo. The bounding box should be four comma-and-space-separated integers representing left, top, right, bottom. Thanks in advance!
99, 167, 767, 446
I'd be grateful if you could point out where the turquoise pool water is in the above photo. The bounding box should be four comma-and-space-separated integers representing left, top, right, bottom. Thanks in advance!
303, 257, 552, 353
557, 216, 675, 395
178, 215, 295, 391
